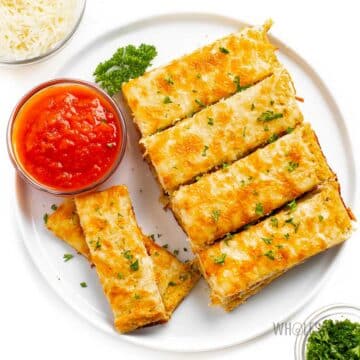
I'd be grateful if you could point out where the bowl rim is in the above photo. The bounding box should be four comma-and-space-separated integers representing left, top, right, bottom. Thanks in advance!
6, 78, 127, 196
0, 0, 86, 66
294, 303, 360, 360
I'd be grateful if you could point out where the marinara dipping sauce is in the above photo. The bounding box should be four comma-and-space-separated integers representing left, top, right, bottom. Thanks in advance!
8, 79, 126, 194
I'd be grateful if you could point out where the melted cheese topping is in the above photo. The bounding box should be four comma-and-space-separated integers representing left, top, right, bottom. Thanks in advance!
197, 182, 353, 309
122, 20, 279, 137
75, 186, 167, 333
170, 124, 335, 251
142, 68, 303, 193
47, 199, 200, 318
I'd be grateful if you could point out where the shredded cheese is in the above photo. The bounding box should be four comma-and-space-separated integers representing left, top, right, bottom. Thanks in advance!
0, 0, 79, 61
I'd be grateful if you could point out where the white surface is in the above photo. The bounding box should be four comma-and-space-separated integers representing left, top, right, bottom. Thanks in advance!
1, 1, 359, 359
15, 12, 356, 352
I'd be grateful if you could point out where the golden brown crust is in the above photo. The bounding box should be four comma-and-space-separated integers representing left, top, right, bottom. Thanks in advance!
122, 21, 279, 137
197, 182, 353, 311
46, 197, 199, 319
74, 186, 167, 333
47, 200, 90, 258
142, 67, 303, 193
170, 123, 335, 252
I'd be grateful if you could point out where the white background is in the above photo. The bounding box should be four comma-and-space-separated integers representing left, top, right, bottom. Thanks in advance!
0, 1, 359, 359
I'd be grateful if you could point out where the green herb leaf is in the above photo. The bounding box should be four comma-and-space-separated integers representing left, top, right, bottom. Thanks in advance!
211, 209, 221, 222
165, 76, 174, 85
268, 133, 279, 143
251, 103, 255, 111
173, 249, 179, 256
286, 127, 294, 134
123, 250, 133, 260
168, 281, 177, 286
287, 161, 299, 172
287, 199, 297, 212
80, 282, 87, 288
63, 253, 74, 262
257, 111, 283, 122
134, 294, 141, 299
318, 215, 324, 222
93, 44, 157, 96
117, 272, 124, 279
207, 117, 214, 125
201, 145, 209, 157
130, 259, 139, 271
262, 237, 273, 245
51, 204, 58, 211
43, 213, 49, 224
163, 95, 172, 104
233, 75, 250, 92
149, 234, 155, 241
195, 99, 205, 107
219, 46, 230, 54
255, 202, 264, 216
264, 250, 275, 260
214, 253, 227, 265
270, 217, 279, 228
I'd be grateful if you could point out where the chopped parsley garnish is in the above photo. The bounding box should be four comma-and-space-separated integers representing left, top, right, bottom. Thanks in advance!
284, 233, 290, 240
163, 95, 172, 104
270, 100, 275, 106
173, 249, 179, 256
162, 244, 169, 249
94, 240, 101, 251
224, 233, 234, 245
276, 244, 284, 249
219, 46, 230, 54
196, 73, 202, 79
123, 250, 133, 260
255, 202, 264, 216
195, 99, 205, 107
306, 319, 360, 360
286, 127, 294, 134
51, 204, 58, 211
201, 145, 209, 157
134, 294, 141, 300
168, 281, 177, 287
270, 217, 279, 228
251, 103, 255, 111
242, 126, 247, 138
287, 161, 299, 172
287, 199, 297, 212
257, 111, 283, 122
264, 250, 275, 260
222, 162, 229, 169
207, 117, 214, 125
149, 234, 155, 241
318, 215, 324, 221
262, 237, 273, 245
268, 133, 279, 143
233, 76, 250, 92
211, 209, 221, 222
183, 247, 188, 252
63, 254, 74, 262
117, 272, 124, 279
80, 282, 87, 288
285, 217, 300, 232
43, 213, 49, 224
93, 44, 157, 96
130, 259, 139, 271
214, 253, 227, 265
165, 76, 174, 85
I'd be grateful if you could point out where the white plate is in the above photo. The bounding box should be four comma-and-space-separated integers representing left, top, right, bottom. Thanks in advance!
15, 13, 357, 352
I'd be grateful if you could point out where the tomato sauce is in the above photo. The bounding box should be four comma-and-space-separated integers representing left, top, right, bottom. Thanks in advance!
12, 83, 122, 191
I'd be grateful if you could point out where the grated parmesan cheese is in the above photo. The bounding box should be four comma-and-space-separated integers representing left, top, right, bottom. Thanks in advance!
0, 0, 79, 61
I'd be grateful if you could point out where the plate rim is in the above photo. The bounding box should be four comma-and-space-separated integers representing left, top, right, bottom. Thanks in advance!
14, 11, 358, 353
